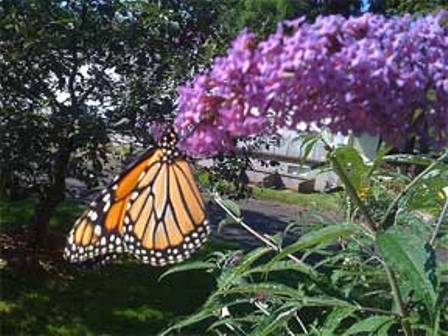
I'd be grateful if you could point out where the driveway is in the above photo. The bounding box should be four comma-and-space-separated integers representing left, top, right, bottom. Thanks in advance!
206, 198, 339, 247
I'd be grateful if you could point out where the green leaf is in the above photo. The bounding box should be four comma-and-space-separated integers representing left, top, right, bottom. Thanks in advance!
158, 261, 215, 281
285, 297, 354, 309
234, 247, 272, 275
298, 133, 321, 162
208, 314, 261, 333
343, 316, 395, 335
367, 145, 391, 177
377, 319, 395, 336
270, 224, 357, 264
320, 307, 356, 336
249, 307, 296, 336
377, 230, 438, 315
224, 283, 298, 298
221, 198, 241, 218
334, 145, 369, 190
243, 260, 318, 279
384, 154, 435, 167
216, 247, 271, 290
406, 164, 448, 211
159, 308, 216, 336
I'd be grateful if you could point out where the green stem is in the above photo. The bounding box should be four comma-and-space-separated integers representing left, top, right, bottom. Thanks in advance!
383, 263, 413, 336
379, 150, 448, 231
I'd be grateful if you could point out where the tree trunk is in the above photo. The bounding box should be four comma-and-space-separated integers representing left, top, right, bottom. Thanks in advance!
33, 192, 65, 246
32, 146, 71, 247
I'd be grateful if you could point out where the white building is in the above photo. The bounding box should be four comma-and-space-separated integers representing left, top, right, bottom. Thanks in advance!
246, 130, 380, 192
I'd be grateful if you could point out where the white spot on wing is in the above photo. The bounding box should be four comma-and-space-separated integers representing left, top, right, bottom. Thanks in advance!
103, 202, 110, 212
94, 225, 101, 236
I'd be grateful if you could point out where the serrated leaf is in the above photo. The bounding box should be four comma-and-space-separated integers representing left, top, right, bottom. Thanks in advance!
343, 316, 395, 335
270, 224, 357, 264
377, 319, 395, 336
159, 308, 216, 336
243, 260, 317, 278
158, 261, 215, 281
249, 307, 296, 336
216, 248, 271, 290
225, 282, 298, 298
234, 247, 272, 275
321, 307, 356, 336
285, 297, 353, 309
208, 314, 262, 332
377, 230, 438, 315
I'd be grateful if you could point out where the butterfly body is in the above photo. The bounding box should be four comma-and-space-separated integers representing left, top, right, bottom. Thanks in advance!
64, 129, 209, 267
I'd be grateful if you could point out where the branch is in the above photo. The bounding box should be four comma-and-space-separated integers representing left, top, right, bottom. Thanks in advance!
68, 54, 78, 106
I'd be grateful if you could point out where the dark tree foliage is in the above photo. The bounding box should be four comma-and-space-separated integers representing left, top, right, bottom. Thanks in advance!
231, 0, 362, 36
369, 0, 447, 14
201, 0, 362, 58
0, 0, 218, 244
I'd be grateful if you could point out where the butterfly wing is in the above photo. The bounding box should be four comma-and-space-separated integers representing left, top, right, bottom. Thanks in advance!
63, 148, 159, 265
64, 147, 210, 267
123, 157, 210, 266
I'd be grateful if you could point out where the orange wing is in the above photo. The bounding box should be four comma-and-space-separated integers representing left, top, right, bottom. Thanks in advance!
123, 157, 209, 266
63, 148, 161, 265
64, 147, 210, 267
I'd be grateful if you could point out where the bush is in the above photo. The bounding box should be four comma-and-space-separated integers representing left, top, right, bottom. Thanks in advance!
161, 143, 448, 335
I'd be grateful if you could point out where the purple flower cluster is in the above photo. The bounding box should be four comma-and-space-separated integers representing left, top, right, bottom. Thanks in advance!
175, 11, 448, 156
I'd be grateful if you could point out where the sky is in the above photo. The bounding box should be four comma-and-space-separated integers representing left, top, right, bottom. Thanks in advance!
362, 0, 371, 12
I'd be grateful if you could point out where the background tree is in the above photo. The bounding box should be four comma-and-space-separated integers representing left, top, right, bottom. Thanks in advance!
200, 0, 362, 60
0, 0, 218, 245
369, 0, 447, 14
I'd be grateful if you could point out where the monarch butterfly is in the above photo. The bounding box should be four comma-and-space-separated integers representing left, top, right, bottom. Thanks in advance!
63, 129, 210, 267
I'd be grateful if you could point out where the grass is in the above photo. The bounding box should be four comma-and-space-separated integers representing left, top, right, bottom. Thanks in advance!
0, 199, 235, 336
252, 186, 342, 211
0, 198, 84, 232
2, 261, 216, 335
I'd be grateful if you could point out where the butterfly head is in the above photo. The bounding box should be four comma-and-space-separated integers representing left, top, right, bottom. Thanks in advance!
159, 129, 181, 163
